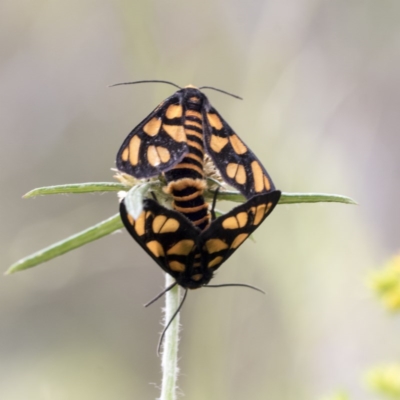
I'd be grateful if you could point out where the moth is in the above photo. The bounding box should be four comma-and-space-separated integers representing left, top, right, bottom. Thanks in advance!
120, 190, 281, 290
116, 81, 276, 200
115, 81, 280, 351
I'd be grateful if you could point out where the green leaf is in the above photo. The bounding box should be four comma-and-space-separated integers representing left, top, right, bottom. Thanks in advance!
279, 192, 357, 205
22, 182, 357, 206
206, 190, 357, 205
6, 214, 123, 274
23, 182, 127, 198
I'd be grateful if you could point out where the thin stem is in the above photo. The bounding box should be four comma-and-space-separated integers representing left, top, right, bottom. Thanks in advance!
9, 181, 357, 275
22, 181, 357, 206
204, 190, 357, 205
160, 274, 181, 400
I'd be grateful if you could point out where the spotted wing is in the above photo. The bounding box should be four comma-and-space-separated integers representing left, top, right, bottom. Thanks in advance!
120, 198, 201, 284
116, 92, 189, 178
202, 105, 276, 198
199, 190, 281, 272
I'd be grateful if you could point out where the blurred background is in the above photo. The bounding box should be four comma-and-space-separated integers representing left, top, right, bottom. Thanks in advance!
1, 1, 399, 399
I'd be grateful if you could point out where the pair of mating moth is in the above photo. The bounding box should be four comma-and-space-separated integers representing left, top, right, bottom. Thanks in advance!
116, 82, 280, 345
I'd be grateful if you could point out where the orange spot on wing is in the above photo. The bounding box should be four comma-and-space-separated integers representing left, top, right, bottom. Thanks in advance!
205, 238, 229, 254
226, 163, 239, 179
146, 240, 165, 257
263, 175, 271, 191
127, 213, 134, 226
231, 233, 249, 249
167, 240, 195, 256
152, 215, 167, 233
226, 163, 246, 185
166, 104, 183, 119
253, 204, 267, 225
147, 145, 160, 167
207, 113, 223, 130
251, 161, 264, 192
208, 256, 223, 268
121, 147, 129, 162
160, 218, 180, 233
236, 212, 248, 228
229, 134, 247, 155
222, 216, 239, 230
128, 136, 141, 166
143, 117, 162, 137
134, 212, 146, 236
169, 261, 186, 272
210, 135, 228, 153
156, 146, 171, 163
163, 124, 186, 142
235, 165, 246, 184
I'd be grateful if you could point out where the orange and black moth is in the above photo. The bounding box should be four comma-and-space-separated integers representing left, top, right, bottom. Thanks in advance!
116, 85, 277, 218
120, 191, 280, 289
117, 85, 281, 289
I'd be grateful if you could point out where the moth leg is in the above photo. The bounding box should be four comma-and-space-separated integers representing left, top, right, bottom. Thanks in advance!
210, 187, 221, 221
150, 191, 158, 202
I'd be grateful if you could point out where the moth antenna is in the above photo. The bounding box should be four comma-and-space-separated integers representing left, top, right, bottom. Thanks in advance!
199, 86, 243, 100
157, 288, 188, 356
204, 283, 265, 295
109, 80, 181, 90
144, 281, 177, 308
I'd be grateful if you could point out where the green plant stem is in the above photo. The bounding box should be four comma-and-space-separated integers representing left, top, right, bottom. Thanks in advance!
205, 190, 357, 205
160, 274, 181, 400
7, 182, 357, 275
6, 214, 123, 274
23, 182, 357, 205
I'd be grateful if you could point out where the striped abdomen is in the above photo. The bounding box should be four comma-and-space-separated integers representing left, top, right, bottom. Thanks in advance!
164, 96, 209, 231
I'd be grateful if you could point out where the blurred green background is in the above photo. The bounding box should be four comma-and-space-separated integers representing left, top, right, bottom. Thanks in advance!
2, 1, 399, 399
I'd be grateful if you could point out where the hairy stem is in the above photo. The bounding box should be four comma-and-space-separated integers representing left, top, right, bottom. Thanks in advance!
160, 274, 181, 400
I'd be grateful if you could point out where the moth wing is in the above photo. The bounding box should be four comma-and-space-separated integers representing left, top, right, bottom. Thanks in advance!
120, 198, 200, 282
203, 105, 275, 198
199, 190, 281, 272
116, 92, 189, 178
